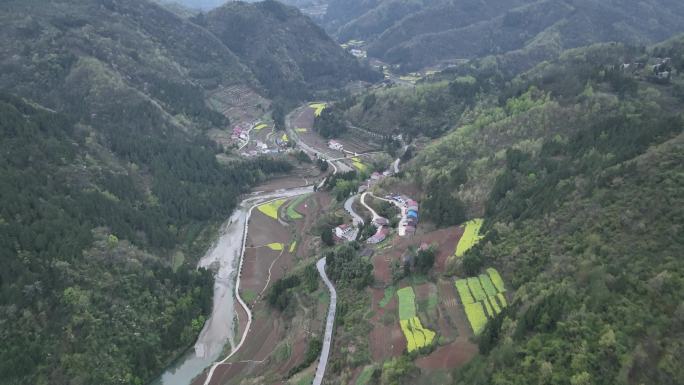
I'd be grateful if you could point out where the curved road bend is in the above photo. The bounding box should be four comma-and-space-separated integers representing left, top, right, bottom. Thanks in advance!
344, 194, 364, 227
314, 258, 337, 385
360, 192, 381, 221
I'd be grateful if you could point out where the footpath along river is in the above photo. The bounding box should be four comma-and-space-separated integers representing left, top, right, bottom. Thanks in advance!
152, 186, 313, 385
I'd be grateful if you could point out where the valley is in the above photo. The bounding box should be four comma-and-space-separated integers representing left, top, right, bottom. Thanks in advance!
1, 1, 683, 385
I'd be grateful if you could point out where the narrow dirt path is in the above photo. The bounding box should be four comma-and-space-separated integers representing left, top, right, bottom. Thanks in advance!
259, 248, 285, 298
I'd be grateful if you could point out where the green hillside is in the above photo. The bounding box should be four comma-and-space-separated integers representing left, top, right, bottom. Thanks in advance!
0, 0, 306, 383
362, 37, 683, 383
323, 0, 684, 72
202, 0, 381, 101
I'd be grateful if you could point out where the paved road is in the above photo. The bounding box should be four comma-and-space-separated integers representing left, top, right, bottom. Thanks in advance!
313, 258, 337, 385
360, 192, 380, 221
344, 194, 364, 227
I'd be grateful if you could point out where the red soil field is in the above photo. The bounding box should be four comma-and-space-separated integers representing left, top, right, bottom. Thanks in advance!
415, 279, 477, 370
276, 333, 307, 375
368, 289, 404, 360
415, 341, 477, 370
240, 247, 278, 296
246, 210, 291, 247
372, 251, 394, 284
293, 105, 314, 129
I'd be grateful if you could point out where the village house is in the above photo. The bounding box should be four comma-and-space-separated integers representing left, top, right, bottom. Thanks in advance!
367, 226, 389, 244
334, 224, 357, 242
328, 140, 343, 151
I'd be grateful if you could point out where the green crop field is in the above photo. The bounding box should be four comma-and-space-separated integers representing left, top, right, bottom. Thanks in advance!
464, 302, 487, 334
479, 274, 498, 296
427, 291, 438, 312
289, 241, 297, 253
455, 279, 474, 304
266, 242, 284, 251
257, 199, 286, 220
489, 296, 501, 314
286, 194, 309, 220
397, 287, 416, 320
356, 365, 375, 385
253, 122, 268, 131
487, 268, 506, 292
352, 158, 368, 172
396, 287, 435, 351
309, 102, 327, 117
482, 296, 494, 317
455, 267, 509, 334
379, 286, 395, 308
467, 277, 486, 301
497, 293, 507, 307
455, 218, 484, 256
400, 317, 435, 352
241, 288, 257, 303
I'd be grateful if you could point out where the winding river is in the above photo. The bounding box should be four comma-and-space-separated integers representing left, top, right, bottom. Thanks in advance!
152, 187, 313, 385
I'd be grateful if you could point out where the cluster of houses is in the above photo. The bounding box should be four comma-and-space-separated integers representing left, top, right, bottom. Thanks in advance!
386, 194, 419, 236
652, 57, 673, 80
350, 49, 367, 59
618, 57, 675, 82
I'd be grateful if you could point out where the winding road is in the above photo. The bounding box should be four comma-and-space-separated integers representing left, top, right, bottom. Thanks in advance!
344, 194, 364, 227
313, 258, 337, 385
360, 192, 381, 221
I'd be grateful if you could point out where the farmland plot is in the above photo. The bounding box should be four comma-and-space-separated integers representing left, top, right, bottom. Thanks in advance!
257, 198, 286, 220
396, 287, 435, 352
455, 218, 484, 256
454, 268, 508, 334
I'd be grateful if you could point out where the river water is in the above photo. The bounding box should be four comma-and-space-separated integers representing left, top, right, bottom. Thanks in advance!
151, 187, 313, 385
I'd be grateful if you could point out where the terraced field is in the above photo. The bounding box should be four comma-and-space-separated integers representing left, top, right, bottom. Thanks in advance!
454, 268, 508, 334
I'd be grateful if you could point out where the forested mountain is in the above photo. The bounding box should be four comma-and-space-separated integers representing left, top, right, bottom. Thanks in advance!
323, 0, 684, 72
352, 36, 683, 383
160, 0, 326, 14
157, 0, 226, 11
446, 47, 684, 385
199, 0, 380, 100
0, 0, 342, 383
